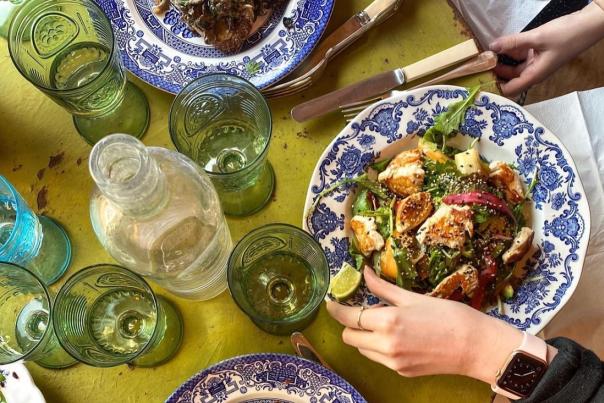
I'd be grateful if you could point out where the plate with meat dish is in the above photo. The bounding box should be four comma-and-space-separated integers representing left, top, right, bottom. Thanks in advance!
94, 0, 334, 93
303, 85, 590, 334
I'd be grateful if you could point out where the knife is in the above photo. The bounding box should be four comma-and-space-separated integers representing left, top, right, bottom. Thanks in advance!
291, 0, 404, 78
291, 39, 480, 122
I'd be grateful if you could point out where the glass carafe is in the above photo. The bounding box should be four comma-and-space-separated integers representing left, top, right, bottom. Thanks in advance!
88, 133, 232, 300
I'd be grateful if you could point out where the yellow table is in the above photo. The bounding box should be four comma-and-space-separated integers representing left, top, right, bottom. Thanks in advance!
0, 0, 498, 401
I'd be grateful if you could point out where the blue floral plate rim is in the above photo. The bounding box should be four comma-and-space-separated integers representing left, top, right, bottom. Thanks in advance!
166, 352, 367, 403
94, 0, 335, 93
302, 85, 591, 335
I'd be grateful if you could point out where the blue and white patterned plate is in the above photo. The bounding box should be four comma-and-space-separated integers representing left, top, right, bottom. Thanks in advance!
94, 0, 334, 93
166, 353, 366, 403
302, 85, 591, 335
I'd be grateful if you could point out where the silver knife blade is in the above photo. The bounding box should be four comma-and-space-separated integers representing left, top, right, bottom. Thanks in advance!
291, 69, 405, 122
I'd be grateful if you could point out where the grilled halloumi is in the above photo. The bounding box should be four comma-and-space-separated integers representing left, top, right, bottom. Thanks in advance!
489, 161, 524, 204
429, 264, 479, 298
378, 149, 424, 196
502, 227, 534, 264
351, 216, 385, 257
395, 192, 433, 234
416, 205, 473, 250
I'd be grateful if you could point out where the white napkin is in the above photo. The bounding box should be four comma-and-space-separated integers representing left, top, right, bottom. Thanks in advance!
524, 88, 604, 358
448, 0, 549, 47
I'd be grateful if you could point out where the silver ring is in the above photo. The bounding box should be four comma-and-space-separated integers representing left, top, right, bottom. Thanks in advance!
357, 306, 367, 330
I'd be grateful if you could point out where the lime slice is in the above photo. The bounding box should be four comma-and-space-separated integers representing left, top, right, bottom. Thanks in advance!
329, 262, 362, 302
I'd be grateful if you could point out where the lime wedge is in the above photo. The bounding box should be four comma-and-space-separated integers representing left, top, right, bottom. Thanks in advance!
329, 262, 362, 302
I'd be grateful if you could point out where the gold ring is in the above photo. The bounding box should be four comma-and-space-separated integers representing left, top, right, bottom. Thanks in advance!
357, 305, 367, 330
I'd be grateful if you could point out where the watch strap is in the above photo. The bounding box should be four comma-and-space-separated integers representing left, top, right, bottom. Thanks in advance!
491, 332, 548, 400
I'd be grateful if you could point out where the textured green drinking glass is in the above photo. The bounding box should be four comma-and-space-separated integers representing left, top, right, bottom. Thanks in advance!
228, 224, 329, 335
169, 73, 274, 216
52, 264, 183, 367
0, 262, 77, 369
8, 0, 149, 145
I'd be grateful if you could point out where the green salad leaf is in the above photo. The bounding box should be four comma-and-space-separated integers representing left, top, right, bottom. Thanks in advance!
352, 188, 372, 216
358, 206, 392, 238
423, 85, 481, 150
392, 242, 416, 290
348, 240, 365, 271
370, 158, 393, 173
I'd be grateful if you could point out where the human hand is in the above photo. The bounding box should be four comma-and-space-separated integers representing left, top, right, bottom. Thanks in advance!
490, 2, 604, 97
326, 267, 523, 384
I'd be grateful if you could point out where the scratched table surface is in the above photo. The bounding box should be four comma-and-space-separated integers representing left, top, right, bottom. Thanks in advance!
0, 0, 498, 401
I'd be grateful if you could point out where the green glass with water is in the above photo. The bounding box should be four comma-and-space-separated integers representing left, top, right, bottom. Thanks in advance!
169, 73, 274, 216
228, 224, 330, 335
8, 0, 149, 144
53, 264, 183, 367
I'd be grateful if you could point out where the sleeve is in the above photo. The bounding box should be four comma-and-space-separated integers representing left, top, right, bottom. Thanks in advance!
520, 337, 604, 403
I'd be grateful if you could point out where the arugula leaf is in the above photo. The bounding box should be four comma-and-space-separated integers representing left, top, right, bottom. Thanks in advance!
352, 188, 372, 216
370, 158, 392, 173
348, 240, 365, 271
309, 174, 390, 213
358, 206, 392, 238
392, 242, 416, 290
526, 168, 539, 199
427, 248, 450, 286
423, 86, 481, 150
472, 204, 492, 224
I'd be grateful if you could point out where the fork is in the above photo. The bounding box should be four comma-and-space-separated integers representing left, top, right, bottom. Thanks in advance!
261, 0, 402, 99
340, 51, 497, 122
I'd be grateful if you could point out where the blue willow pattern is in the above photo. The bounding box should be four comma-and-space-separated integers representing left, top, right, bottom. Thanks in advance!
305, 88, 589, 332
95, 0, 334, 93
167, 353, 366, 403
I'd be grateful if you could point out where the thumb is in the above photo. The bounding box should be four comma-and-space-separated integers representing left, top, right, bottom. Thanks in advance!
363, 266, 416, 306
490, 32, 540, 55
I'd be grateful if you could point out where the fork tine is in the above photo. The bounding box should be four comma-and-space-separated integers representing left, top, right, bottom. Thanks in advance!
263, 77, 313, 98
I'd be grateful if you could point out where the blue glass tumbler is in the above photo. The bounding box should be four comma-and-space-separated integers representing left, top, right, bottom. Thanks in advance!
0, 176, 71, 285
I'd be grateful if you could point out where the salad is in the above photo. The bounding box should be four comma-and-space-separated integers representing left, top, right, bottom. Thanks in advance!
320, 87, 537, 310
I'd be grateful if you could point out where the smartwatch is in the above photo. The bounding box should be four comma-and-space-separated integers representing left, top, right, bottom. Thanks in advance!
491, 332, 548, 400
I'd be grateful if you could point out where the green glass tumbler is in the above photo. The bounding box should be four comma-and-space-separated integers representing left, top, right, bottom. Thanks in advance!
228, 224, 329, 335
8, 0, 149, 145
169, 73, 274, 216
53, 264, 183, 367
0, 262, 77, 369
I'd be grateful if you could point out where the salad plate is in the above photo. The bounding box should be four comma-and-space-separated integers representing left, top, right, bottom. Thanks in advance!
94, 0, 334, 93
303, 85, 590, 335
0, 362, 45, 403
166, 353, 366, 402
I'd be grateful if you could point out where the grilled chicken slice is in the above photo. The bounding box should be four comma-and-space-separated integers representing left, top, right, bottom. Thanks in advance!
378, 149, 425, 197
429, 264, 479, 298
416, 205, 474, 250
380, 237, 398, 281
351, 216, 385, 257
502, 227, 535, 264
395, 192, 433, 234
489, 161, 524, 204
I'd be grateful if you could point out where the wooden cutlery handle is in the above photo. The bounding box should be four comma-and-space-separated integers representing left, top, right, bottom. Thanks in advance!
403, 39, 479, 82
410, 51, 497, 89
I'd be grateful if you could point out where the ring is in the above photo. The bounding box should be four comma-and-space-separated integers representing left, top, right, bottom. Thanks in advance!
357, 305, 367, 330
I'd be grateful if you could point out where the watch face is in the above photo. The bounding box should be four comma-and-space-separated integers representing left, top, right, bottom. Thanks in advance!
497, 353, 547, 398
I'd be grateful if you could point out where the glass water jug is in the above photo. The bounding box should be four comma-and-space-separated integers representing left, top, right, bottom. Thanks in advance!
88, 133, 232, 300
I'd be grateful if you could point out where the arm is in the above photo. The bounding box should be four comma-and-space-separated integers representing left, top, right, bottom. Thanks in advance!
489, 2, 604, 97
327, 268, 603, 401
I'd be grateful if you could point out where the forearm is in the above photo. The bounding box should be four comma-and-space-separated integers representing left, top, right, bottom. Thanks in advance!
572, 2, 604, 51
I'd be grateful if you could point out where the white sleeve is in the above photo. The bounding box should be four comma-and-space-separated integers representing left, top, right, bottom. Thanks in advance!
448, 0, 550, 47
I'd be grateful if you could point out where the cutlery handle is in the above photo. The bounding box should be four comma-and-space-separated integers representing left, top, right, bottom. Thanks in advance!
403, 39, 479, 81
410, 51, 497, 89
290, 332, 332, 370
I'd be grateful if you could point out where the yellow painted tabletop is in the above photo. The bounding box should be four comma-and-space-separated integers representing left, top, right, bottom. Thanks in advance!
0, 0, 499, 401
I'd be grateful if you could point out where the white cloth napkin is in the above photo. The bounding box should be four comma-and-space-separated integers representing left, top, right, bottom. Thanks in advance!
448, 0, 550, 47
524, 88, 604, 358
